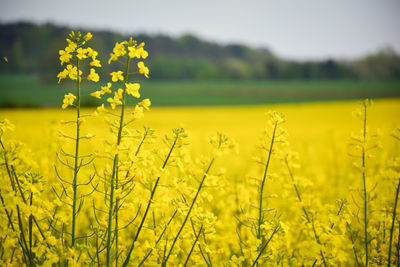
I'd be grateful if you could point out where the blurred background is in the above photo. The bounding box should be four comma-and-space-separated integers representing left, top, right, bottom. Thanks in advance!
0, 0, 399, 107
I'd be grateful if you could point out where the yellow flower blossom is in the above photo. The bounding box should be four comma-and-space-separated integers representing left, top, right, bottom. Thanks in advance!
76, 47, 88, 60
110, 71, 124, 82
138, 98, 151, 110
101, 83, 112, 94
137, 61, 149, 78
87, 68, 100, 82
128, 44, 148, 59
90, 91, 102, 99
90, 58, 101, 67
108, 53, 119, 64
108, 42, 127, 63
59, 49, 72, 65
65, 42, 77, 53
133, 105, 144, 120
115, 88, 124, 99
67, 65, 82, 80
126, 83, 140, 98
57, 68, 69, 83
84, 32, 93, 41
87, 47, 98, 58
62, 93, 76, 109
107, 95, 122, 109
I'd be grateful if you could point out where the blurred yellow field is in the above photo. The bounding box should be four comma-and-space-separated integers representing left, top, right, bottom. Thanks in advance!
2, 98, 399, 173
1, 98, 399, 266
2, 97, 399, 153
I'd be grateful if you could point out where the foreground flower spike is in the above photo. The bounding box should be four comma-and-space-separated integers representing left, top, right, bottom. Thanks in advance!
56, 31, 101, 248
90, 36, 151, 267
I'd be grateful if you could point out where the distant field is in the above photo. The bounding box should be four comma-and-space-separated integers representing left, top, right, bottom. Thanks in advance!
0, 74, 400, 107
1, 99, 400, 265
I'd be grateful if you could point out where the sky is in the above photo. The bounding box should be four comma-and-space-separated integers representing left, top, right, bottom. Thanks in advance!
0, 0, 399, 60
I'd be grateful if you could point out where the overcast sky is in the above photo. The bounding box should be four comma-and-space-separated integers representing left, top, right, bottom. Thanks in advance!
1, 0, 399, 60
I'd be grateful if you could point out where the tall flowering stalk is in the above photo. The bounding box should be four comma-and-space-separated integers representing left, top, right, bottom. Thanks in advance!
161, 132, 237, 266
388, 128, 400, 266
91, 38, 150, 267
234, 111, 286, 266
349, 100, 381, 266
56, 31, 101, 247
256, 111, 285, 242
122, 127, 187, 266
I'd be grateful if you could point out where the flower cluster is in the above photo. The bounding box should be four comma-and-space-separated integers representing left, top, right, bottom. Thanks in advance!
57, 31, 101, 108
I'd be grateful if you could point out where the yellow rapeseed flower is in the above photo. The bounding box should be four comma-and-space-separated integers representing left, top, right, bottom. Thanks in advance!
84, 32, 93, 41
59, 50, 72, 65
57, 68, 69, 83
90, 58, 101, 67
107, 96, 122, 109
87, 47, 98, 58
87, 68, 100, 82
110, 71, 124, 82
108, 42, 127, 64
62, 93, 76, 109
126, 83, 140, 98
66, 65, 82, 80
138, 98, 151, 110
90, 91, 102, 99
132, 105, 144, 120
128, 44, 148, 59
101, 83, 112, 94
65, 42, 77, 53
76, 47, 88, 60
137, 62, 149, 78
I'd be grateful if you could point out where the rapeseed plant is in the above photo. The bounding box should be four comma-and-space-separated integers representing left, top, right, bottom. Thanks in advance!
56, 31, 100, 248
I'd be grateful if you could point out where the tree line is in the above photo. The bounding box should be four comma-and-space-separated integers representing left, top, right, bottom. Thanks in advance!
1, 22, 399, 82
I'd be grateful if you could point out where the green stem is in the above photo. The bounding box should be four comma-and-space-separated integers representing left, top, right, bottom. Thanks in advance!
29, 193, 33, 262
258, 122, 277, 241
388, 178, 400, 267
138, 210, 177, 266
122, 134, 179, 267
106, 57, 131, 267
162, 158, 215, 266
251, 225, 279, 267
183, 225, 203, 267
71, 58, 81, 247
362, 103, 369, 267
17, 205, 34, 266
285, 158, 326, 266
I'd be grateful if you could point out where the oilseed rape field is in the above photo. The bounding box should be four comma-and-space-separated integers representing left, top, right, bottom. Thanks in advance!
1, 32, 400, 266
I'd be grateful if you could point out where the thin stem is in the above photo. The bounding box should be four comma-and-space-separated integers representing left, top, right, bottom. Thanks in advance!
138, 210, 178, 266
114, 57, 132, 267
347, 222, 361, 266
251, 225, 279, 267
71, 57, 81, 247
183, 225, 203, 267
258, 122, 277, 240
29, 193, 33, 262
362, 103, 369, 267
388, 178, 400, 267
162, 158, 215, 266
122, 134, 180, 267
106, 56, 131, 267
285, 158, 326, 266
